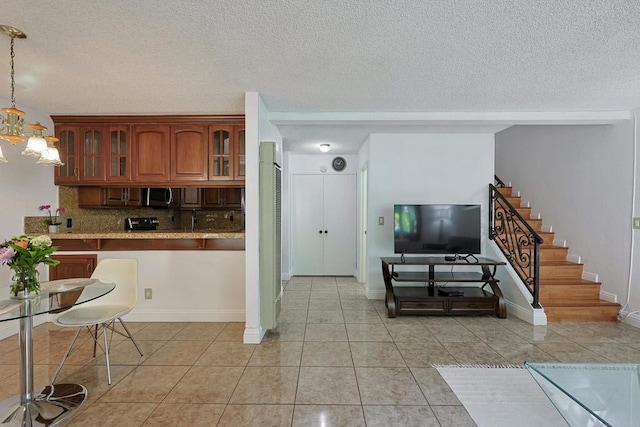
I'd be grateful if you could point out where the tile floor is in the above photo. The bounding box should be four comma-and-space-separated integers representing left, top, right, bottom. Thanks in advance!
1, 276, 640, 426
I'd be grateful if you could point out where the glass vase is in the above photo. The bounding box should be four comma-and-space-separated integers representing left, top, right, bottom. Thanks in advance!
10, 266, 40, 299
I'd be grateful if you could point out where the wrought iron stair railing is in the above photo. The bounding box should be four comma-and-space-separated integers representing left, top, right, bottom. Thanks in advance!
489, 180, 543, 308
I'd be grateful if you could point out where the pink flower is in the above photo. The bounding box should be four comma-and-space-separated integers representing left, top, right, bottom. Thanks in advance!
57, 207, 66, 214
39, 205, 51, 211
0, 247, 15, 263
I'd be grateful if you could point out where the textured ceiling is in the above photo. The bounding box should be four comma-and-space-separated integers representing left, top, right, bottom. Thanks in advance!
1, 1, 639, 151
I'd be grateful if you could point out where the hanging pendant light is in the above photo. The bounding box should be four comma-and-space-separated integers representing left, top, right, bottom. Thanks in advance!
37, 136, 64, 166
0, 25, 57, 165
22, 122, 48, 157
0, 25, 27, 144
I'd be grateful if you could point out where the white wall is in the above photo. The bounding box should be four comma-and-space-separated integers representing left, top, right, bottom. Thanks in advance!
495, 123, 636, 323
243, 92, 283, 344
0, 101, 57, 337
365, 133, 495, 298
283, 153, 359, 278
90, 251, 245, 321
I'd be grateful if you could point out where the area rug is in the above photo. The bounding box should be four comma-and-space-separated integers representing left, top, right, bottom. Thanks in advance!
434, 364, 568, 427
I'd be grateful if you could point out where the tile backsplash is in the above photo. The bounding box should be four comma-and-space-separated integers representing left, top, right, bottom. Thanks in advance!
23, 186, 244, 234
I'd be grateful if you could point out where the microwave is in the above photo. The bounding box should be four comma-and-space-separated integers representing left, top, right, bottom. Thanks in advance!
143, 188, 173, 207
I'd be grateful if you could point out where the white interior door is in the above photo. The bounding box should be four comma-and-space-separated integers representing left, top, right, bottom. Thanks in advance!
323, 174, 355, 275
292, 174, 324, 275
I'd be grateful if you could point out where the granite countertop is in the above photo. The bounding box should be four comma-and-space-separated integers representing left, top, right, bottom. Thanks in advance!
48, 231, 245, 239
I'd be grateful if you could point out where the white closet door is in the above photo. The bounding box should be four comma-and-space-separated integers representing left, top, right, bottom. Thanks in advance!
322, 174, 355, 275
292, 174, 324, 275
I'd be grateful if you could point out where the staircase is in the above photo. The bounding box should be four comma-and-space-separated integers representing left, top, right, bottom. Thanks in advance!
496, 186, 620, 322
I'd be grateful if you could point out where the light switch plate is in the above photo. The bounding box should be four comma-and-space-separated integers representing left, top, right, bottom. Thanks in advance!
144, 288, 152, 299
378, 216, 384, 225
634, 218, 640, 230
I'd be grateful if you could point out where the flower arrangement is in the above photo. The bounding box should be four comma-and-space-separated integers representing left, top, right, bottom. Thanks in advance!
0, 235, 59, 297
39, 204, 65, 226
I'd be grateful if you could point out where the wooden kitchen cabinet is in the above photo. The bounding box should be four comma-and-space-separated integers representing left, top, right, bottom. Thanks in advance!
103, 188, 142, 207
171, 125, 209, 182
54, 125, 107, 184
78, 187, 142, 208
52, 115, 244, 186
234, 126, 245, 181
107, 125, 133, 182
49, 254, 97, 280
202, 188, 242, 208
132, 125, 170, 183
180, 188, 202, 209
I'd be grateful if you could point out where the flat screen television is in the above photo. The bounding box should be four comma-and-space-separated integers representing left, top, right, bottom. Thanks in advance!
394, 204, 481, 254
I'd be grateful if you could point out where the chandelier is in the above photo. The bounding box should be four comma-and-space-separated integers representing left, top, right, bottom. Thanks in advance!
0, 25, 62, 165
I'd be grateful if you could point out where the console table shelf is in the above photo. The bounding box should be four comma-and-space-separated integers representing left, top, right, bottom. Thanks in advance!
381, 256, 507, 318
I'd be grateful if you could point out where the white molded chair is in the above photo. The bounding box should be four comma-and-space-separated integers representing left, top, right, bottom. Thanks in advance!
51, 258, 143, 385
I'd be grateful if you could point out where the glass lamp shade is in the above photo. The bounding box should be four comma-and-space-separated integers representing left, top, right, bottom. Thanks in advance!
0, 145, 7, 163
319, 143, 331, 152
22, 135, 48, 157
37, 141, 63, 166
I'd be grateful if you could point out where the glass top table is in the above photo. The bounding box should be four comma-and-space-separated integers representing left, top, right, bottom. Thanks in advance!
525, 362, 640, 427
0, 278, 115, 426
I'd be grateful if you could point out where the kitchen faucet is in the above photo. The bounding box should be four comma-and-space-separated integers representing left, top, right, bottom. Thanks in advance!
191, 209, 197, 232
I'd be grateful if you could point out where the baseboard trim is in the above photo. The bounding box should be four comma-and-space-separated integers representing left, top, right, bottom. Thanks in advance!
567, 254, 581, 264
621, 311, 640, 328
243, 325, 266, 344
505, 300, 547, 325
582, 271, 599, 282
124, 309, 245, 323
599, 290, 617, 303
366, 289, 385, 300
553, 238, 567, 247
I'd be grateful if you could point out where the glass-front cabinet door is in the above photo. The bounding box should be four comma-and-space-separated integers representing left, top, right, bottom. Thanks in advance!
54, 125, 79, 184
209, 125, 233, 180
80, 126, 106, 182
234, 126, 245, 181
107, 125, 131, 181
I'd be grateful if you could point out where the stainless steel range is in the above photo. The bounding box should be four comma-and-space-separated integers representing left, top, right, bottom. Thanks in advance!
125, 217, 159, 231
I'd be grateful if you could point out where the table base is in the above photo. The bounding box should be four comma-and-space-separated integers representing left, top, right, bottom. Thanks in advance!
0, 384, 87, 426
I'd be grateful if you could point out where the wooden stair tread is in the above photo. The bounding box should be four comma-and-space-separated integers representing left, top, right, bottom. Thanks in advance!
539, 260, 582, 266
543, 300, 619, 308
539, 278, 600, 285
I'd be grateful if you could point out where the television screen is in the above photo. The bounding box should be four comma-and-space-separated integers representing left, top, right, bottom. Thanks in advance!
394, 204, 481, 254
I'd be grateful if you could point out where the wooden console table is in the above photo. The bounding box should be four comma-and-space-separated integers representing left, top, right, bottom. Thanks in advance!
381, 256, 507, 318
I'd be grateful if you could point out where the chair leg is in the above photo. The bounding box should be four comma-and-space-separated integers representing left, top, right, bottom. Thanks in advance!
93, 324, 98, 357
102, 323, 112, 385
51, 327, 82, 384
118, 318, 144, 357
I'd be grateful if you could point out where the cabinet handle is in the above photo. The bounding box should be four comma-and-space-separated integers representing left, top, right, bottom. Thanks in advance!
318, 230, 323, 234
324, 230, 328, 234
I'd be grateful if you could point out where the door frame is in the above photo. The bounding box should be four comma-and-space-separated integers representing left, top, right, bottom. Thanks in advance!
357, 163, 368, 284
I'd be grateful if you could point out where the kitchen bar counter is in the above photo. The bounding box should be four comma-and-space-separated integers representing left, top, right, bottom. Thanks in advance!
49, 231, 245, 251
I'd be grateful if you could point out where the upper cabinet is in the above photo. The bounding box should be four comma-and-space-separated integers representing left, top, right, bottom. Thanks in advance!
132, 125, 171, 183
107, 125, 132, 182
171, 125, 208, 182
55, 125, 107, 184
52, 115, 245, 186
209, 125, 245, 181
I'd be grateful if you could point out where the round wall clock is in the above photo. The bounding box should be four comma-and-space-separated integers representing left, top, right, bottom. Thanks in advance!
332, 156, 347, 172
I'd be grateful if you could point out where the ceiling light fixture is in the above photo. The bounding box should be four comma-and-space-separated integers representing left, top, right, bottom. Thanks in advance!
319, 143, 331, 153
0, 25, 62, 165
